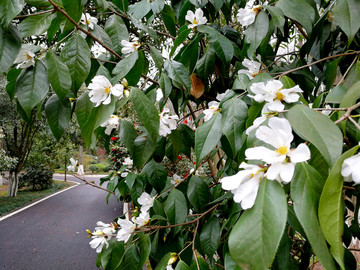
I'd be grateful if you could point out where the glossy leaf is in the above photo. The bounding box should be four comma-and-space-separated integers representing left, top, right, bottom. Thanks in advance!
244, 11, 269, 57
195, 45, 215, 81
60, 34, 91, 91
138, 234, 151, 269
45, 50, 72, 99
319, 146, 359, 270
229, 179, 287, 270
338, 81, 360, 132
104, 15, 129, 54
187, 176, 210, 213
16, 60, 49, 116
0, 24, 21, 73
333, 0, 360, 44
133, 135, 156, 168
141, 159, 167, 193
130, 88, 159, 143
0, 0, 24, 28
75, 91, 95, 128
112, 51, 138, 79
45, 94, 71, 140
200, 215, 221, 257
287, 104, 343, 166
195, 113, 222, 164
149, 45, 164, 70
164, 60, 191, 91
291, 163, 337, 270
18, 13, 52, 37
119, 120, 138, 157
164, 189, 188, 232
91, 24, 113, 49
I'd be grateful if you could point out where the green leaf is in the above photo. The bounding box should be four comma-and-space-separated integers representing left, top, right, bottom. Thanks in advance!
118, 245, 140, 270
164, 189, 188, 233
170, 27, 191, 57
62, 0, 82, 31
325, 58, 341, 90
164, 60, 191, 91
60, 34, 91, 92
195, 45, 215, 81
150, 0, 165, 13
266, 6, 285, 35
0, 24, 21, 73
128, 0, 151, 19
112, 51, 138, 79
200, 215, 221, 257
175, 261, 189, 270
333, 0, 360, 45
155, 253, 172, 270
138, 234, 151, 269
159, 73, 172, 99
232, 74, 250, 91
162, 4, 176, 36
179, 34, 201, 73
119, 120, 138, 157
16, 60, 49, 116
0, 0, 24, 28
195, 113, 222, 164
45, 94, 71, 140
291, 163, 337, 270
149, 45, 164, 70
325, 85, 348, 104
197, 25, 234, 64
224, 252, 242, 270
130, 88, 159, 142
75, 91, 95, 128
104, 15, 129, 54
141, 159, 167, 193
18, 13, 52, 37
45, 50, 72, 99
90, 24, 113, 50
287, 104, 343, 166
244, 11, 269, 57
276, 0, 316, 35
187, 176, 210, 213
221, 97, 248, 156
6, 68, 21, 101
319, 146, 359, 270
133, 135, 156, 168
125, 50, 145, 86
229, 179, 287, 270
339, 81, 360, 132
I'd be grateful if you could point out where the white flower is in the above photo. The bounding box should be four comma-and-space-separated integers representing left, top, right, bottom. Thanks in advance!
166, 265, 174, 270
14, 48, 35, 69
185, 8, 207, 28
203, 101, 220, 122
156, 89, 164, 102
246, 103, 273, 135
159, 108, 179, 137
89, 221, 116, 253
171, 174, 182, 185
67, 158, 78, 172
237, 5, 262, 27
80, 13, 98, 29
123, 157, 133, 167
77, 164, 84, 176
138, 192, 155, 212
245, 117, 311, 183
100, 115, 120, 135
248, 80, 303, 112
116, 218, 136, 243
91, 42, 108, 58
88, 75, 124, 107
221, 162, 264, 209
133, 211, 150, 227
216, 89, 231, 101
121, 40, 141, 55
238, 58, 262, 79
341, 153, 360, 184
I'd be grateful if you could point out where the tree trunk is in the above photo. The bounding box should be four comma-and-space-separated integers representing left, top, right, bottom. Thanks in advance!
78, 145, 83, 164
7, 170, 19, 197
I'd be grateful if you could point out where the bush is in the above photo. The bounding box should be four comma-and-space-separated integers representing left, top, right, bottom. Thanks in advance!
18, 165, 53, 191
103, 166, 111, 172
88, 165, 99, 173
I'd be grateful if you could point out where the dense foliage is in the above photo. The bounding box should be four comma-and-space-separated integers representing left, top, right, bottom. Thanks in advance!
1, 0, 360, 269
18, 165, 54, 190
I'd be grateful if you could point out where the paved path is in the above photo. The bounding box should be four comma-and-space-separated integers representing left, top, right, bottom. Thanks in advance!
0, 174, 122, 270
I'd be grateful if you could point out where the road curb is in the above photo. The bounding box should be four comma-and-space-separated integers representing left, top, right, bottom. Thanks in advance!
0, 180, 80, 222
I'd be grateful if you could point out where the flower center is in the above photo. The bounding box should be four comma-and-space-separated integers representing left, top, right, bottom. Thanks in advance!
193, 18, 198, 25
252, 70, 262, 77
276, 146, 288, 155
85, 19, 90, 25
253, 6, 262, 13
275, 91, 284, 101
26, 53, 32, 60
105, 86, 111, 94
96, 231, 104, 236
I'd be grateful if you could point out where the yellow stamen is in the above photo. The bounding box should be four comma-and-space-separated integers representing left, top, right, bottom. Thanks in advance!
193, 18, 198, 25
276, 146, 288, 155
275, 91, 284, 101
250, 173, 255, 178
26, 53, 32, 60
252, 70, 263, 77
105, 86, 111, 94
85, 19, 90, 25
96, 231, 104, 236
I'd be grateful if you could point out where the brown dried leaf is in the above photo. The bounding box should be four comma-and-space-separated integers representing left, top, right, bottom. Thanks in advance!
190, 73, 205, 99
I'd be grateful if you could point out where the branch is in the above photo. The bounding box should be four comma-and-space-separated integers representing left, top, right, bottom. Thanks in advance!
290, 19, 308, 39
348, 116, 360, 130
71, 173, 115, 194
192, 220, 200, 270
335, 101, 360, 124
274, 51, 360, 79
15, 9, 54, 19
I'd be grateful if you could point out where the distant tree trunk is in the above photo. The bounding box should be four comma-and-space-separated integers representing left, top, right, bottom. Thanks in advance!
8, 170, 19, 197
79, 145, 83, 164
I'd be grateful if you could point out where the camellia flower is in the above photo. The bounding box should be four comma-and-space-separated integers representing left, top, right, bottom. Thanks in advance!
245, 117, 311, 183
80, 13, 98, 29
89, 221, 116, 253
185, 8, 207, 28
77, 164, 85, 176
123, 157, 133, 167
221, 162, 264, 209
133, 211, 150, 227
341, 152, 360, 184
138, 192, 155, 212
116, 218, 136, 243
171, 174, 182, 185
91, 42, 107, 58
159, 108, 179, 137
88, 75, 124, 107
203, 101, 220, 122
121, 40, 141, 55
67, 158, 78, 172
100, 115, 120, 135
248, 80, 303, 112
238, 58, 262, 79
237, 5, 262, 27
14, 47, 36, 69
246, 103, 273, 135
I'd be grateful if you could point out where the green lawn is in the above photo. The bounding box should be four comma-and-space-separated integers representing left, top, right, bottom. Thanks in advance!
0, 180, 73, 217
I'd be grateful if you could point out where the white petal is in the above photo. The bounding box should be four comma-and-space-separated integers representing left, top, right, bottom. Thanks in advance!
288, 143, 311, 163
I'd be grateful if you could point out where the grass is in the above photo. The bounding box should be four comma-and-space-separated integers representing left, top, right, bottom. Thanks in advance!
0, 180, 73, 217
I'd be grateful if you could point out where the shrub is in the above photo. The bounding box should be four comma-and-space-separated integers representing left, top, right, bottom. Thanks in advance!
18, 165, 53, 190
88, 165, 99, 173
103, 166, 111, 172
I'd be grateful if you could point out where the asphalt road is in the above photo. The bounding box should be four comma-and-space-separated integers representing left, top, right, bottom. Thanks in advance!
0, 174, 122, 270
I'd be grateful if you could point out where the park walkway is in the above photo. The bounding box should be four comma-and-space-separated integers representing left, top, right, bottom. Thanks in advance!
0, 174, 122, 270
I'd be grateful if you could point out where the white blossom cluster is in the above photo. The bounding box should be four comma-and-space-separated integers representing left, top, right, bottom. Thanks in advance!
341, 143, 360, 184
67, 158, 84, 176
159, 108, 179, 137
88, 75, 124, 107
89, 192, 155, 253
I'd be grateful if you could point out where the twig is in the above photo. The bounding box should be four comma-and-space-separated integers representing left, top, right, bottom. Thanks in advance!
15, 9, 54, 18
71, 173, 115, 194
348, 116, 360, 130
178, 242, 192, 256
335, 101, 360, 124
274, 51, 360, 79
290, 19, 308, 39
193, 220, 200, 270
336, 56, 358, 86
